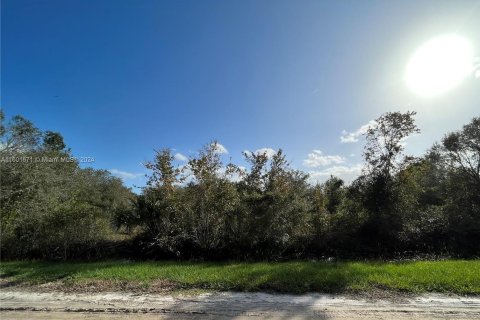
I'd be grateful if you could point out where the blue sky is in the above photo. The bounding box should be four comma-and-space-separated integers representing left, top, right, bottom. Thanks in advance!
2, 0, 479, 190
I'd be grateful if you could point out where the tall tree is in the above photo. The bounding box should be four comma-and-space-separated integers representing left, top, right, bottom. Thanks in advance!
441, 117, 480, 190
358, 111, 420, 253
186, 142, 239, 253
364, 111, 420, 178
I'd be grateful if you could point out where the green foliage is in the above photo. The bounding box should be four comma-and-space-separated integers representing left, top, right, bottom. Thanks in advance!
42, 131, 67, 151
2, 111, 479, 260
364, 111, 420, 177
114, 112, 479, 259
323, 176, 344, 214
1, 113, 132, 260
185, 142, 240, 252
236, 150, 312, 258
349, 111, 422, 254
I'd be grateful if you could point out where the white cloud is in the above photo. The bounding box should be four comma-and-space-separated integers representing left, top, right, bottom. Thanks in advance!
340, 131, 359, 143
254, 148, 276, 159
303, 150, 345, 168
229, 166, 246, 183
109, 169, 143, 180
212, 142, 228, 154
216, 165, 246, 183
174, 152, 188, 162
243, 148, 277, 159
340, 120, 377, 143
308, 164, 363, 184
243, 150, 252, 157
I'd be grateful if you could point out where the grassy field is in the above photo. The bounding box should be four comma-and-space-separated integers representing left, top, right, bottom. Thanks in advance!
1, 260, 479, 294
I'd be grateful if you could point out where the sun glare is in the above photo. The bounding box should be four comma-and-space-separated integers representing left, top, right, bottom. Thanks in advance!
405, 34, 474, 97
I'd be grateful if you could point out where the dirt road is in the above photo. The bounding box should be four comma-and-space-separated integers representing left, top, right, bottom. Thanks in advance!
1, 289, 479, 319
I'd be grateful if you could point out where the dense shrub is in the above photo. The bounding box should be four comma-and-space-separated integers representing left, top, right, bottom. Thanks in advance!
2, 111, 479, 260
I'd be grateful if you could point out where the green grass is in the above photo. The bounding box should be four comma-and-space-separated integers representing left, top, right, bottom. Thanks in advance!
1, 260, 479, 294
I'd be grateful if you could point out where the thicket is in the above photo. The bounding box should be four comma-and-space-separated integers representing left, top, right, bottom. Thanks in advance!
1, 110, 479, 260
0, 111, 132, 260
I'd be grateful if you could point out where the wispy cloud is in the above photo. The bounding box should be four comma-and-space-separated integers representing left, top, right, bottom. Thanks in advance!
174, 152, 188, 162
109, 169, 143, 180
303, 150, 345, 168
308, 164, 363, 184
340, 120, 377, 143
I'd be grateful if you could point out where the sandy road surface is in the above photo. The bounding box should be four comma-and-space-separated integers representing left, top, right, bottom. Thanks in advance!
1, 289, 480, 319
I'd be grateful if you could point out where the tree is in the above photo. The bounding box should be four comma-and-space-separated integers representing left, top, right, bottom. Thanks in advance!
323, 176, 344, 214
393, 158, 449, 252
42, 131, 66, 151
437, 117, 480, 254
241, 150, 269, 192
185, 142, 239, 254
358, 111, 420, 254
240, 149, 312, 258
0, 109, 5, 138
364, 111, 420, 178
0, 115, 41, 152
441, 117, 480, 191
138, 149, 184, 256
1, 112, 132, 260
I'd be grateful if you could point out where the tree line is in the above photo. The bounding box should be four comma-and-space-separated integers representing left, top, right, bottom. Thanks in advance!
1, 110, 479, 260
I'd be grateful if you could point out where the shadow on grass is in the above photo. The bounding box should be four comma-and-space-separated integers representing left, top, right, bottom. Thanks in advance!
0, 260, 369, 294
0, 261, 122, 285
154, 261, 373, 294
1, 260, 478, 295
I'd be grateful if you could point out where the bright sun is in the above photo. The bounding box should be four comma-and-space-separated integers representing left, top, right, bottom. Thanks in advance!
405, 34, 474, 97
